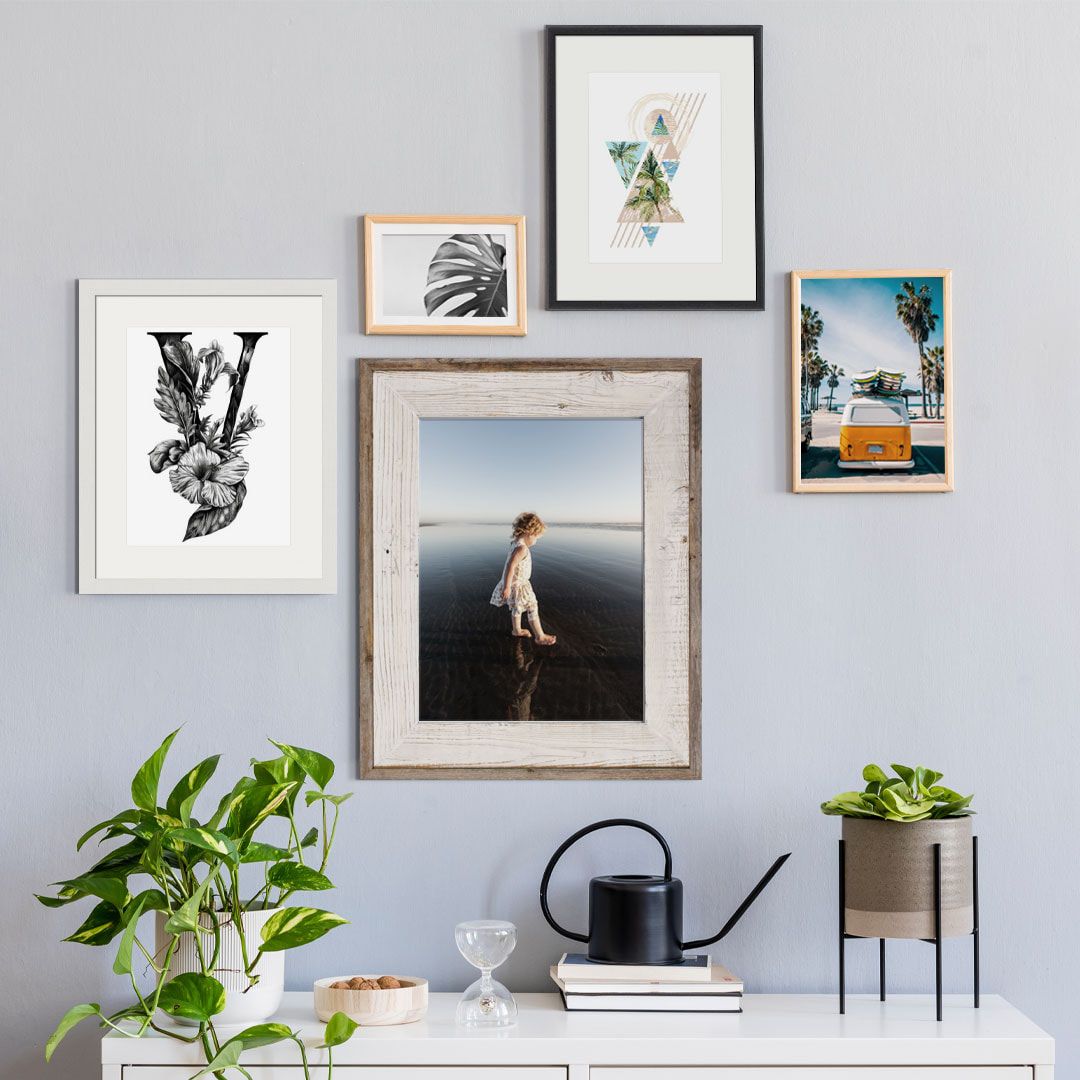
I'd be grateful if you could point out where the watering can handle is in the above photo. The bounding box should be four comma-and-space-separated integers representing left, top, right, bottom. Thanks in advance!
539, 818, 674, 943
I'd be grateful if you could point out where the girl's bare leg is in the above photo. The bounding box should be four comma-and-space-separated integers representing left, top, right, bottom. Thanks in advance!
511, 611, 531, 637
527, 608, 557, 645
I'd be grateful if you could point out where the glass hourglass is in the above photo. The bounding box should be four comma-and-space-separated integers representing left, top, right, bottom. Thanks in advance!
454, 920, 518, 1027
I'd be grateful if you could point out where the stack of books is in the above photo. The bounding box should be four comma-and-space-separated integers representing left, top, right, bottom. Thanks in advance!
550, 952, 743, 1013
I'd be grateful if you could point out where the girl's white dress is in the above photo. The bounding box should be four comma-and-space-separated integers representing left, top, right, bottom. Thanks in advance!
489, 538, 538, 615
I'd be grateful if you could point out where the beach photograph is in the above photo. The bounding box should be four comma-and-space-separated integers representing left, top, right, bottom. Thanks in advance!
418, 417, 644, 722
793, 271, 952, 492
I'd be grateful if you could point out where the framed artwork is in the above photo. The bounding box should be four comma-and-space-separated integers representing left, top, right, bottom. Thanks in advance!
78, 279, 337, 593
364, 215, 527, 335
546, 25, 763, 310
791, 269, 953, 494
359, 358, 701, 779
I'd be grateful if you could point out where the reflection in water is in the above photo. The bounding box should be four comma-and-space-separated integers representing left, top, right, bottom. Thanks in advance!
419, 524, 643, 721
505, 638, 545, 720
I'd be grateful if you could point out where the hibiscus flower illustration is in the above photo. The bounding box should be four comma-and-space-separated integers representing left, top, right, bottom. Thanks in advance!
169, 444, 249, 508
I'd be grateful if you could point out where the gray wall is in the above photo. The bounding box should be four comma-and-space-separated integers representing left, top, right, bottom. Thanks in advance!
2, 0, 1077, 1077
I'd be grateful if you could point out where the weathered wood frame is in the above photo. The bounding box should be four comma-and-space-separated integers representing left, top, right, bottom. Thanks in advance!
359, 359, 701, 779
790, 269, 954, 494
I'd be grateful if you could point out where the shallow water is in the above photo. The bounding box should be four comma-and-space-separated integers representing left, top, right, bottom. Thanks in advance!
418, 524, 644, 721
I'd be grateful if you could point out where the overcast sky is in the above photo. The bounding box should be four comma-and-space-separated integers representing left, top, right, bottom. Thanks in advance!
420, 418, 643, 524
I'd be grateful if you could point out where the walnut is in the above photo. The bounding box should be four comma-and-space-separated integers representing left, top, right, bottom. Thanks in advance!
377, 976, 402, 989
348, 976, 368, 989
330, 980, 351, 990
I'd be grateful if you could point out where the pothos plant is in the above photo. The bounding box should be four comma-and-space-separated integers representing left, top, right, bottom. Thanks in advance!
39, 729, 358, 1077
821, 763, 974, 822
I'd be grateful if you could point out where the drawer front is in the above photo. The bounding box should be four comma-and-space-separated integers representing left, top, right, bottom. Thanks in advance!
128, 1071, 566, 1080
594, 1070, 1031, 1080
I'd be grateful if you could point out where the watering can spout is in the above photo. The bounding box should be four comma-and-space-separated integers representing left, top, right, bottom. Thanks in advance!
679, 852, 792, 951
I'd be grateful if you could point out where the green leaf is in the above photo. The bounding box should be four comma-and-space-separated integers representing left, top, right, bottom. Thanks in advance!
322, 1011, 359, 1048
173, 826, 238, 863
132, 728, 181, 812
77, 811, 143, 851
304, 791, 353, 807
189, 1023, 295, 1080
158, 973, 225, 1023
165, 755, 221, 825
112, 893, 150, 976
300, 827, 318, 849
251, 755, 306, 816
35, 889, 81, 908
267, 864, 333, 892
259, 907, 347, 952
51, 873, 129, 911
241, 842, 293, 864
163, 875, 213, 935
207, 776, 258, 831
190, 1040, 244, 1079
861, 764, 889, 784
228, 782, 298, 840
890, 763, 917, 796
45, 1003, 101, 1061
225, 1023, 295, 1050
64, 901, 124, 946
269, 741, 335, 790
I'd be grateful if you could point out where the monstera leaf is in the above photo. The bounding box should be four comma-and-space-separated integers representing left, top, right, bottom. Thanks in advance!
425, 234, 507, 318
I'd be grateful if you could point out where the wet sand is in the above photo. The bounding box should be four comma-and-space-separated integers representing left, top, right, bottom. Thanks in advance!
419, 524, 643, 721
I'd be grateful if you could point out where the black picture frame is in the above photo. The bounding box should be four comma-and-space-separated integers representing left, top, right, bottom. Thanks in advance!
545, 24, 764, 311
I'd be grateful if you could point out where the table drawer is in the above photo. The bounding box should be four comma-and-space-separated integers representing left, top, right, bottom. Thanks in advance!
127, 1071, 566, 1080
593, 1070, 1031, 1080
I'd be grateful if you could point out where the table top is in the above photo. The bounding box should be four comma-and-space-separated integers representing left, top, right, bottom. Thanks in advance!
103, 993, 1054, 1067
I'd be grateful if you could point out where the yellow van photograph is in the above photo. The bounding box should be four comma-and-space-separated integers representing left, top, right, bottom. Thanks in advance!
791, 270, 952, 493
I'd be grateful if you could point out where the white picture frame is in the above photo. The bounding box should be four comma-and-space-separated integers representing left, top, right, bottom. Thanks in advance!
359, 358, 701, 780
78, 279, 337, 593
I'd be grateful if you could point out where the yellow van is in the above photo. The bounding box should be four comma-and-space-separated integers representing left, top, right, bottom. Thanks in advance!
838, 396, 914, 470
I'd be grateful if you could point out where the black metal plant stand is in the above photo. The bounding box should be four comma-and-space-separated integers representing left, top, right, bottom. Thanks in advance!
839, 835, 979, 1021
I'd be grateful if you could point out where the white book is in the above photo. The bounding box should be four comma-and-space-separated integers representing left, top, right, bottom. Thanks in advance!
558, 989, 742, 1013
555, 952, 712, 983
551, 965, 743, 996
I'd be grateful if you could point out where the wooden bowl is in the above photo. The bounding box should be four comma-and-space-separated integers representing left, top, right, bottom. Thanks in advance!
314, 976, 428, 1026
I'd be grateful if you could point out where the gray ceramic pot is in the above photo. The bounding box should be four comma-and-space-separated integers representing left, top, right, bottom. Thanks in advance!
843, 816, 973, 939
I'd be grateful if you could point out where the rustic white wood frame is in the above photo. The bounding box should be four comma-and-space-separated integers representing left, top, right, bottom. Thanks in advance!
359, 359, 701, 780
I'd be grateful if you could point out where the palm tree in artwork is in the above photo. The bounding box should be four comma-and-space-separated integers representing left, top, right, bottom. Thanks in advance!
807, 351, 828, 410
825, 363, 845, 412
895, 281, 939, 420
926, 344, 945, 419
800, 304, 824, 413
607, 141, 643, 186
625, 150, 675, 222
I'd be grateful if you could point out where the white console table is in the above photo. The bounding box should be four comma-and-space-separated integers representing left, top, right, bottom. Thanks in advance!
103, 992, 1054, 1080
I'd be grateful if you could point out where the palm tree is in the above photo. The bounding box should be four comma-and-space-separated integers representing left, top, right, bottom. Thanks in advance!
825, 364, 844, 412
926, 345, 945, 419
807, 351, 828, 410
625, 150, 675, 222
607, 141, 643, 186
800, 305, 824, 412
895, 281, 939, 419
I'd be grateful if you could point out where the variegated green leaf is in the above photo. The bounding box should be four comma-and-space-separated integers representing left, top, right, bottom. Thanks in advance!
259, 907, 347, 952
132, 728, 181, 812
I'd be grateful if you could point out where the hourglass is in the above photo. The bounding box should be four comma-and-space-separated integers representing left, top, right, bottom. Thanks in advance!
454, 920, 518, 1027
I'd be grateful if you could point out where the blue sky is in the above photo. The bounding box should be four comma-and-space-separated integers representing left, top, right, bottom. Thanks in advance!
420, 418, 643, 524
801, 276, 945, 405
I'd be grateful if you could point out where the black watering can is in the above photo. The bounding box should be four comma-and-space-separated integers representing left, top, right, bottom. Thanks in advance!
540, 818, 791, 966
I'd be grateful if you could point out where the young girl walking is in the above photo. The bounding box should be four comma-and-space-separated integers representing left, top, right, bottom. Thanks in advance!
489, 511, 557, 645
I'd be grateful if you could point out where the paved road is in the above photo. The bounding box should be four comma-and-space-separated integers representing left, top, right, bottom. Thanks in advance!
801, 410, 946, 484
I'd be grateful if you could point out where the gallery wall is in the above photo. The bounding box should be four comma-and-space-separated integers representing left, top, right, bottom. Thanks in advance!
2, 0, 1078, 1077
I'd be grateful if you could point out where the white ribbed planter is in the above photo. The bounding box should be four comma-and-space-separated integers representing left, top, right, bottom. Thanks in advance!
156, 907, 284, 1027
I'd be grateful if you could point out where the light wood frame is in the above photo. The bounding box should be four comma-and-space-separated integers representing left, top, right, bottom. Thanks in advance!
359, 358, 701, 780
791, 269, 954, 494
364, 216, 527, 335
78, 278, 337, 593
